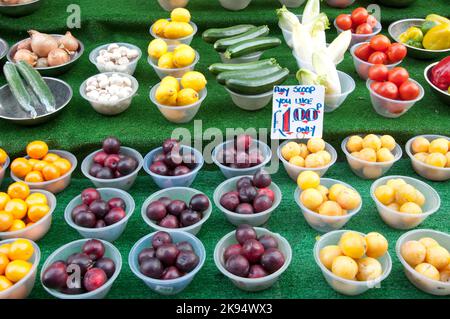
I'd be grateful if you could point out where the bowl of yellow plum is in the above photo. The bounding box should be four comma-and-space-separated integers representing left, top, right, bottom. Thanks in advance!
277, 138, 337, 181
342, 134, 402, 179
371, 176, 440, 230
314, 230, 392, 296
405, 135, 450, 182
396, 229, 449, 296
294, 171, 362, 233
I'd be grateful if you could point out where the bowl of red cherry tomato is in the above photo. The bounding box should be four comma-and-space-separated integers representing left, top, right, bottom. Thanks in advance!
350, 35, 408, 80
366, 65, 424, 118
334, 7, 382, 48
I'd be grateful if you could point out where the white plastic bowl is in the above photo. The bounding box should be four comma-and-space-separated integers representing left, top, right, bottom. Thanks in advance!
157, 0, 189, 11
141, 187, 211, 235
148, 45, 199, 79
129, 231, 205, 295
277, 139, 337, 181
366, 79, 424, 118
214, 227, 292, 291
0, 238, 40, 299
326, 0, 355, 8
350, 42, 403, 80
89, 43, 142, 75
325, 71, 355, 112
11, 150, 77, 194
150, 20, 197, 46
79, 72, 139, 116
0, 156, 9, 187
81, 146, 144, 191
219, 0, 252, 11
396, 229, 450, 296
341, 135, 403, 179
335, 19, 382, 48
370, 175, 441, 230
314, 230, 392, 296
294, 178, 362, 233
279, 0, 305, 7
212, 139, 272, 179
40, 238, 122, 299
150, 82, 207, 124
219, 51, 263, 64
225, 87, 273, 111
143, 145, 204, 189
213, 175, 282, 227
405, 135, 450, 182
64, 188, 135, 242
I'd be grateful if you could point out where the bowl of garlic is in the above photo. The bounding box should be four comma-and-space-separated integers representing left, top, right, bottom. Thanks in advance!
80, 72, 139, 116
89, 43, 142, 76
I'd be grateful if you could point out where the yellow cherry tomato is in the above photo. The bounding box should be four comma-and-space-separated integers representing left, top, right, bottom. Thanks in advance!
24, 171, 44, 183
5, 260, 32, 283
4, 199, 28, 220
0, 275, 12, 291
7, 182, 30, 200
0, 192, 10, 211
8, 219, 26, 232
42, 164, 61, 181
42, 153, 60, 163
26, 141, 49, 160
25, 193, 47, 207
27, 204, 50, 222
0, 253, 9, 275
0, 244, 11, 256
10, 158, 32, 179
8, 239, 34, 261
53, 158, 72, 176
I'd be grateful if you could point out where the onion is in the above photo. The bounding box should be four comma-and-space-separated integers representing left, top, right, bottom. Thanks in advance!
58, 31, 79, 52
47, 48, 70, 66
28, 30, 58, 58
13, 49, 37, 66
17, 38, 32, 51
36, 58, 49, 68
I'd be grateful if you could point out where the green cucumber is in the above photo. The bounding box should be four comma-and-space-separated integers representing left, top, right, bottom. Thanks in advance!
16, 61, 56, 113
224, 37, 282, 59
216, 65, 282, 85
225, 68, 289, 95
202, 25, 255, 44
3, 62, 37, 118
208, 58, 277, 75
214, 25, 269, 52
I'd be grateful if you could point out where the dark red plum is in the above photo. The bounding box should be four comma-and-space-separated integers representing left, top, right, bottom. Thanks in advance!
95, 258, 116, 278
224, 244, 242, 261
140, 257, 164, 279
117, 156, 138, 175
167, 200, 187, 217
138, 248, 156, 265
260, 248, 285, 273
248, 151, 264, 166
93, 151, 108, 166
152, 231, 173, 249
162, 139, 180, 154
156, 244, 179, 266
146, 201, 167, 221
153, 153, 166, 163
258, 235, 278, 250
102, 137, 121, 154
180, 209, 202, 227
176, 241, 194, 252
67, 253, 94, 276
150, 161, 169, 176
176, 250, 199, 273
164, 150, 183, 169
83, 268, 107, 292
253, 170, 272, 188
257, 188, 275, 202
173, 165, 191, 176
96, 167, 114, 179
108, 197, 126, 210
235, 203, 254, 215
182, 152, 197, 169
104, 154, 121, 171
238, 186, 257, 203
236, 225, 257, 245
159, 214, 180, 228
74, 211, 96, 228
81, 188, 100, 206
235, 134, 253, 152
162, 266, 183, 280
71, 204, 89, 220
95, 220, 106, 228
158, 197, 172, 208
242, 239, 265, 263
89, 163, 103, 177
225, 254, 250, 277
89, 199, 109, 219
82, 239, 105, 260
104, 207, 126, 225
236, 177, 253, 190
189, 194, 210, 212
253, 195, 273, 213
235, 152, 250, 168
248, 264, 268, 278
220, 192, 240, 211
42, 261, 68, 289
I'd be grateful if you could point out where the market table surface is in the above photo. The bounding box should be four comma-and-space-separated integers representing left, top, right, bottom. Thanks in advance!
0, 0, 449, 299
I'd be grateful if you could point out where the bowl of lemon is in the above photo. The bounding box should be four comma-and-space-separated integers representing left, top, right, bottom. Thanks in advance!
150, 8, 197, 46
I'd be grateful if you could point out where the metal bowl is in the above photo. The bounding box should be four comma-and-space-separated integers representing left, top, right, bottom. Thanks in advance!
0, 38, 8, 64
0, 77, 72, 126
0, 0, 41, 17
377, 0, 417, 7
388, 19, 450, 60
8, 34, 84, 76
424, 62, 450, 106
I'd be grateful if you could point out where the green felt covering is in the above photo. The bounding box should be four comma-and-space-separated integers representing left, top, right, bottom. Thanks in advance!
0, 0, 448, 299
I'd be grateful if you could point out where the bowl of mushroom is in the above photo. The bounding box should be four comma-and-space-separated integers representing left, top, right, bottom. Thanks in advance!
89, 43, 142, 76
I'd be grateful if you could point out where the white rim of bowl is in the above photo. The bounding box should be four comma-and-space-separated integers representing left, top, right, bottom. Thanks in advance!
0, 0, 39, 7
149, 20, 198, 42
395, 229, 450, 286
10, 150, 78, 187
0, 190, 56, 237
64, 188, 136, 233
40, 238, 122, 299
224, 86, 273, 98
214, 227, 292, 284
366, 78, 425, 105
350, 42, 403, 68
370, 175, 441, 218
128, 231, 206, 284
141, 187, 212, 232
405, 134, 450, 171
314, 229, 392, 287
147, 49, 200, 72
423, 63, 450, 98
294, 178, 362, 221
341, 135, 403, 167
334, 18, 382, 37
149, 82, 207, 110
88, 42, 142, 68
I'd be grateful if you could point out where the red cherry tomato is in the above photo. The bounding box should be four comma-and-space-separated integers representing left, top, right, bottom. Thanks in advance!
336, 14, 352, 30
367, 15, 377, 28
355, 23, 373, 34
354, 43, 374, 61
387, 67, 409, 87
368, 64, 389, 82
351, 7, 369, 26
369, 35, 391, 52
376, 81, 399, 100
386, 43, 407, 63
370, 81, 383, 92
368, 51, 388, 64
399, 80, 420, 100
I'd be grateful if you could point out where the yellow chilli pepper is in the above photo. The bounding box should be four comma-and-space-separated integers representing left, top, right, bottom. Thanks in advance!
423, 24, 450, 50
425, 14, 450, 25
399, 26, 423, 43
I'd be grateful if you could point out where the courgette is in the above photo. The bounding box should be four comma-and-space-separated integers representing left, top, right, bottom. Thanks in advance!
225, 68, 289, 95
224, 37, 282, 59
208, 58, 277, 75
3, 62, 37, 118
217, 65, 282, 85
214, 25, 270, 52
16, 61, 56, 113
202, 25, 255, 44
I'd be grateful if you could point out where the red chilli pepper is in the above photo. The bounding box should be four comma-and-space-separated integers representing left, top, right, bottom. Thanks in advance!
431, 56, 450, 91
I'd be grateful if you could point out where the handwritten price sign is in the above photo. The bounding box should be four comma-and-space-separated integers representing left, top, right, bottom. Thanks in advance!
271, 85, 324, 140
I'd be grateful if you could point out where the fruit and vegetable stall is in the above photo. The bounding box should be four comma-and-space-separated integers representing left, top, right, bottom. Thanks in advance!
0, 0, 449, 299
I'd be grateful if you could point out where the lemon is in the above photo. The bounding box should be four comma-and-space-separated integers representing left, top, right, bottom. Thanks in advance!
155, 85, 178, 106
158, 52, 175, 69
160, 76, 180, 91
152, 19, 170, 37
171, 8, 191, 23
176, 88, 199, 106
181, 71, 207, 92
173, 44, 191, 53
173, 46, 195, 68
164, 21, 194, 39
148, 39, 168, 59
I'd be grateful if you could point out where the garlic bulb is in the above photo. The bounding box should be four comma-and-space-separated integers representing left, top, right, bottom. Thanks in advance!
28, 30, 58, 58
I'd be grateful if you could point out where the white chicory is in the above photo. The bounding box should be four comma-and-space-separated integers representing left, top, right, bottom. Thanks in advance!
302, 0, 320, 25
277, 5, 301, 31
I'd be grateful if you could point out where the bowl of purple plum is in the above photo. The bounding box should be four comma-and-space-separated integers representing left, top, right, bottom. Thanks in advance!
81, 137, 144, 191
129, 230, 206, 295
213, 170, 282, 227
142, 187, 211, 235
64, 188, 135, 242
143, 139, 204, 189
41, 239, 122, 299
212, 135, 272, 179
214, 225, 292, 292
